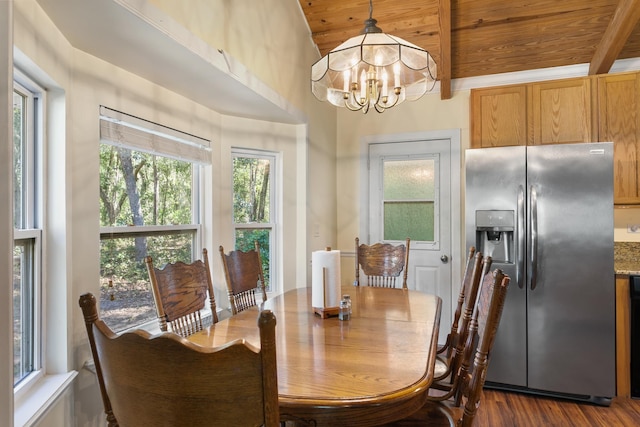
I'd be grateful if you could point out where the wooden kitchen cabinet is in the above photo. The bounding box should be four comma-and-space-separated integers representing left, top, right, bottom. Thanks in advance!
598, 72, 640, 205
616, 274, 631, 397
471, 76, 596, 148
530, 77, 596, 145
470, 85, 528, 148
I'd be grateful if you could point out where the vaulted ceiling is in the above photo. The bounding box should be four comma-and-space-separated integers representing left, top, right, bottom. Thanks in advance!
299, 0, 640, 99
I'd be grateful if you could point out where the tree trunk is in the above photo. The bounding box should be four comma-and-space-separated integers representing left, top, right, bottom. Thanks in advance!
152, 157, 158, 224
249, 162, 258, 221
117, 148, 146, 261
256, 162, 270, 221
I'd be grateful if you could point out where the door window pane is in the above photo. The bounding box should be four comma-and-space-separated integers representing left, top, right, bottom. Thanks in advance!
383, 159, 434, 200
384, 202, 434, 241
383, 158, 436, 242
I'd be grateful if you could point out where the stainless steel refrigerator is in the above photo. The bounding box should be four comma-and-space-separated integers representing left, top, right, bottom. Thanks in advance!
465, 142, 615, 404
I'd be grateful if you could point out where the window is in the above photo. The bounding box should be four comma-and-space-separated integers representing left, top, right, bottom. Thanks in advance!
382, 158, 435, 241
13, 78, 43, 389
98, 107, 211, 332
232, 150, 277, 292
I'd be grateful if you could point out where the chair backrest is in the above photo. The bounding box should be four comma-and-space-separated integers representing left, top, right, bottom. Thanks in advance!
446, 254, 492, 382
355, 237, 411, 289
443, 246, 478, 358
79, 293, 280, 427
455, 268, 510, 427
219, 241, 268, 315
144, 248, 218, 337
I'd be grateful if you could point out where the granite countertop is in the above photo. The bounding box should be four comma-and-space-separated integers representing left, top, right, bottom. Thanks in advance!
614, 242, 640, 275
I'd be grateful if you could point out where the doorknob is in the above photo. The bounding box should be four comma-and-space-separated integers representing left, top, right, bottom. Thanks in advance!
440, 255, 449, 263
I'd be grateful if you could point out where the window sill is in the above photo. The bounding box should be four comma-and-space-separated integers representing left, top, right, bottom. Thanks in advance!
14, 371, 78, 427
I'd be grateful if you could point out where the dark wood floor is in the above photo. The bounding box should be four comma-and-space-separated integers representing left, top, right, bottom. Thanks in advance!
473, 389, 640, 426
285, 389, 640, 426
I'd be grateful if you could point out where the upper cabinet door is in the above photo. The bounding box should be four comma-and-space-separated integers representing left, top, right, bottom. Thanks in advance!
530, 77, 596, 145
470, 85, 527, 148
598, 72, 640, 205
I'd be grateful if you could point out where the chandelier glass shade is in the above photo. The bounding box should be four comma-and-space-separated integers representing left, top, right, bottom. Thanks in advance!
311, 9, 437, 114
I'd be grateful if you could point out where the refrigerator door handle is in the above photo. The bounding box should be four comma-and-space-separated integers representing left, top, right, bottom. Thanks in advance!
517, 185, 525, 289
529, 185, 539, 291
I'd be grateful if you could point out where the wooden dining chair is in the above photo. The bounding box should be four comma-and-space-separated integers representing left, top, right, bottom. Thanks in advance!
219, 241, 268, 315
437, 246, 477, 358
144, 248, 218, 337
79, 292, 280, 427
430, 255, 494, 398
355, 237, 411, 288
432, 253, 492, 388
380, 268, 510, 427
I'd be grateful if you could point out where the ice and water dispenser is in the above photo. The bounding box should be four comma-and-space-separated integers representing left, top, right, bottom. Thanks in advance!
474, 210, 514, 264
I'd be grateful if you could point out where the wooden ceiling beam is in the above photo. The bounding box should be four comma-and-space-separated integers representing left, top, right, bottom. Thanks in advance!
589, 0, 640, 75
439, 0, 451, 99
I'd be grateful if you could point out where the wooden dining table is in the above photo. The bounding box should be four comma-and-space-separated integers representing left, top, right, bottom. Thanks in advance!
188, 285, 442, 427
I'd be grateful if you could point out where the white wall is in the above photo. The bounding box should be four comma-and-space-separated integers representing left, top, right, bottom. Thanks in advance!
149, 0, 313, 114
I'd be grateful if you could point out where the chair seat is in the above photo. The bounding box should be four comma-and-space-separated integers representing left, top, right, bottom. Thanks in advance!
434, 356, 449, 379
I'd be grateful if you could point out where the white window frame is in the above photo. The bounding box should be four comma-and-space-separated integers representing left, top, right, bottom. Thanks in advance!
98, 107, 210, 332
12, 75, 44, 399
231, 148, 279, 294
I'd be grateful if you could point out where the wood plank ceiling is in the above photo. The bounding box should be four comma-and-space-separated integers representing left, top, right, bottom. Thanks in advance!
299, 0, 640, 99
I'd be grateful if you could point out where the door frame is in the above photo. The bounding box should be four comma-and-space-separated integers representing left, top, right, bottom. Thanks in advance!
359, 129, 462, 317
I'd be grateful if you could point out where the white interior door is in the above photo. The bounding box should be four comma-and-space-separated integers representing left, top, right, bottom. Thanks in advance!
368, 138, 453, 343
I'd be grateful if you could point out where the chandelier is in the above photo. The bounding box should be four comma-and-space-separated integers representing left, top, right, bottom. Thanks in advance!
310, 0, 437, 114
